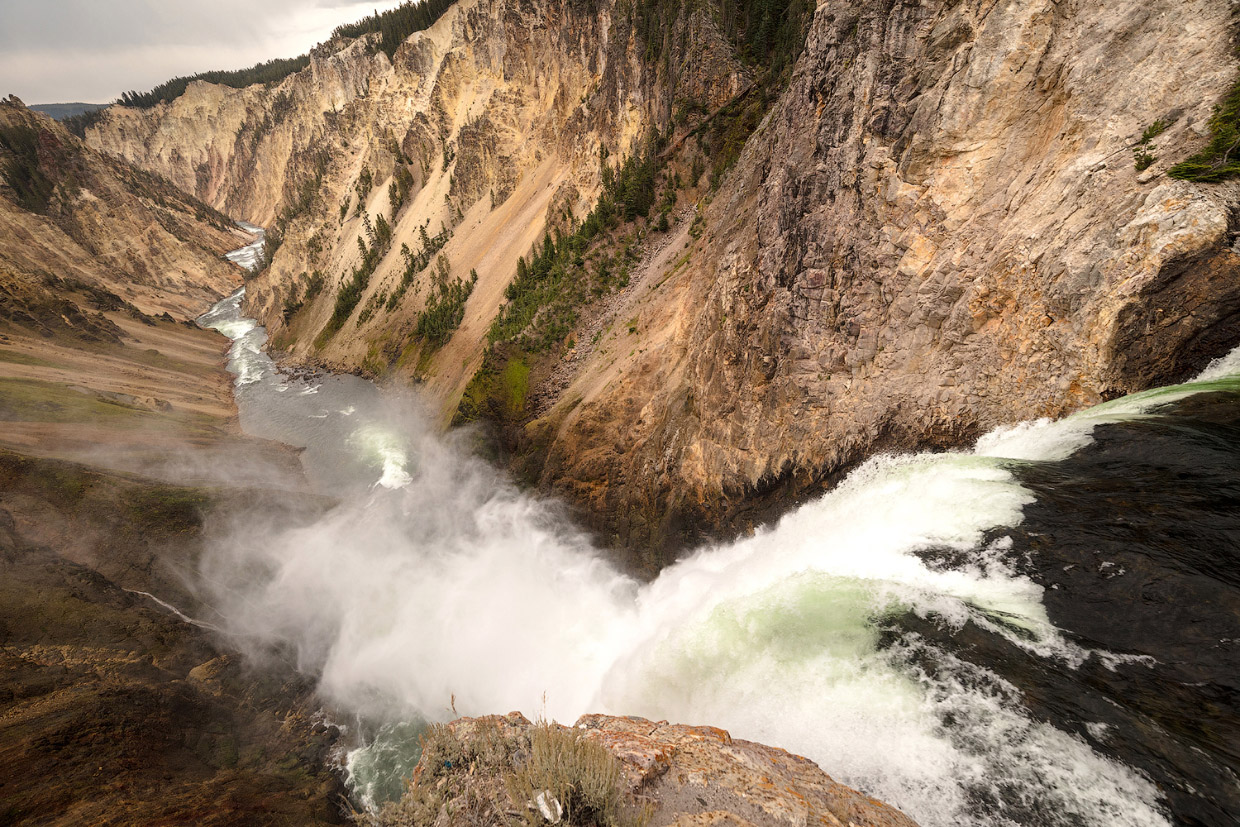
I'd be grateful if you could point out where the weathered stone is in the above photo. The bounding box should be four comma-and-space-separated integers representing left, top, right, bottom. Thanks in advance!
405, 714, 918, 827
523, 0, 1240, 553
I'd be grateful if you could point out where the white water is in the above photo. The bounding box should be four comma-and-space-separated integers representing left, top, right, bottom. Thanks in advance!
198, 285, 1240, 826
224, 221, 266, 272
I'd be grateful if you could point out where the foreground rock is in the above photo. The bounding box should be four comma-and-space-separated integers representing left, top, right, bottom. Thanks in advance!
0, 451, 342, 825
368, 712, 917, 827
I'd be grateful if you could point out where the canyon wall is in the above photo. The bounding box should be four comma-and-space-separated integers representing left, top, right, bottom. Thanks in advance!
87, 0, 748, 422
0, 100, 342, 825
1, 97, 243, 320
87, 0, 1240, 558
520, 0, 1240, 554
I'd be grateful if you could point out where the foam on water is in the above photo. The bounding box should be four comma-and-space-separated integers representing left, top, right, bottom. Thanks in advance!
197, 278, 1240, 826
977, 359, 1240, 463
225, 222, 267, 272
351, 426, 415, 489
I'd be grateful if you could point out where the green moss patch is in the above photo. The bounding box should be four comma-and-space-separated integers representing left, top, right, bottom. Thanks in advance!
0, 377, 147, 425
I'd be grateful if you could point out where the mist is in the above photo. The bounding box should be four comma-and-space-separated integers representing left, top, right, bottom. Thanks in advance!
179, 292, 1240, 826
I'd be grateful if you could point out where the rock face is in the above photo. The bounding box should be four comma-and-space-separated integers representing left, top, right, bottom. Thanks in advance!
86, 0, 747, 417
574, 714, 918, 827
0, 97, 242, 321
372, 712, 918, 827
85, 0, 1240, 556
519, 0, 1240, 551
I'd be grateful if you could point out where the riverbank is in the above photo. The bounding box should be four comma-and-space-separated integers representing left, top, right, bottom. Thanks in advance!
0, 447, 347, 825
0, 105, 348, 821
0, 296, 348, 823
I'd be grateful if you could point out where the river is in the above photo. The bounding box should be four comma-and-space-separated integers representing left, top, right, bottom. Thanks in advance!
197, 231, 1240, 826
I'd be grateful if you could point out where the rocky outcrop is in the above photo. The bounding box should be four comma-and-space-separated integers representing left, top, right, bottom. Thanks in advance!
368, 712, 918, 827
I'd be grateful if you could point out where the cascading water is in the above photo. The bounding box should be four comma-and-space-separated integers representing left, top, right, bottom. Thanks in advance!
224, 221, 267, 272
197, 262, 1240, 826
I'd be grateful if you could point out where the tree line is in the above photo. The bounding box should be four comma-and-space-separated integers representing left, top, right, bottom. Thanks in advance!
634, 0, 811, 78
115, 0, 456, 110
115, 56, 312, 109
332, 0, 456, 59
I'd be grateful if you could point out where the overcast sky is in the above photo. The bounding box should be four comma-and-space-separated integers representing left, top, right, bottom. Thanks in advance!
0, 0, 409, 104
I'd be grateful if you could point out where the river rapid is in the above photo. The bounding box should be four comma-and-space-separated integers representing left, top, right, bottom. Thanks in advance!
197, 232, 1240, 826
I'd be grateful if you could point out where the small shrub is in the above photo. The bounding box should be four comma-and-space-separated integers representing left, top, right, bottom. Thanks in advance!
1141, 119, 1169, 144
356, 166, 374, 201
361, 721, 647, 827
415, 265, 476, 350
386, 223, 453, 308
1133, 118, 1168, 172
389, 165, 415, 215
361, 720, 526, 827
318, 216, 393, 341
282, 289, 303, 321
506, 724, 649, 827
304, 270, 326, 300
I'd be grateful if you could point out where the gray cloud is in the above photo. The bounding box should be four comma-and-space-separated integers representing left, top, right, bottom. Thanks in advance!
0, 0, 406, 104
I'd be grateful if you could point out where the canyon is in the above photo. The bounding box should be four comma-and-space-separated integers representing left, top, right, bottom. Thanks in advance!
0, 98, 343, 823
4, 0, 1240, 823
83, 0, 1240, 560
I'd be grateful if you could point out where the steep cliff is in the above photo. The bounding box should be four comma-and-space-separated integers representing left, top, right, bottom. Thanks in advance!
517, 0, 1240, 555
87, 0, 1240, 559
87, 0, 748, 423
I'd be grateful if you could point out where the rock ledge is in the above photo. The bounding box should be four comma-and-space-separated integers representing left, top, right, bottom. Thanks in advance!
396, 712, 918, 827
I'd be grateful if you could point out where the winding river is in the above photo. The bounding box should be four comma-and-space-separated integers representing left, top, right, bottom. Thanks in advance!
198, 229, 1240, 826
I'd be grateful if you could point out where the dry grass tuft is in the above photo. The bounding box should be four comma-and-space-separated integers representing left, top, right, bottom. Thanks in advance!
358, 720, 648, 827
507, 724, 649, 827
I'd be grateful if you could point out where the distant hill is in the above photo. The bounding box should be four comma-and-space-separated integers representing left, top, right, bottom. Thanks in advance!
29, 102, 107, 120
